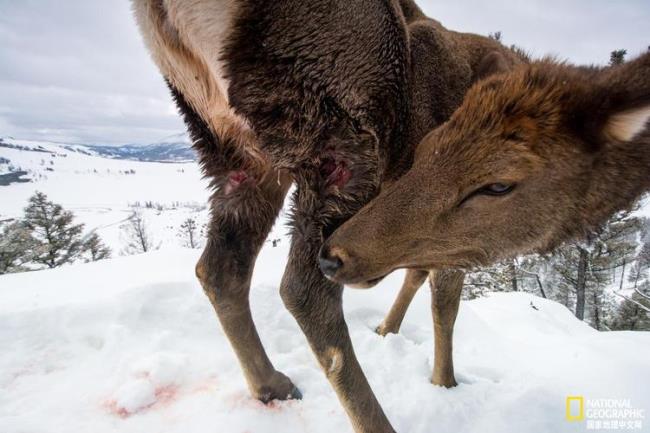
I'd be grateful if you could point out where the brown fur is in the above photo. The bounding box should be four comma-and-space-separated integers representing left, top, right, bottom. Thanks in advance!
131, 0, 525, 431
323, 54, 650, 385
326, 53, 650, 284
324, 55, 650, 396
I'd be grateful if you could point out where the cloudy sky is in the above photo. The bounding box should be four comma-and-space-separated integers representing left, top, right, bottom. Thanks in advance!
1, 0, 648, 145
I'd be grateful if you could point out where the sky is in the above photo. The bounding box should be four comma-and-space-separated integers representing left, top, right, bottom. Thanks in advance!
0, 0, 649, 145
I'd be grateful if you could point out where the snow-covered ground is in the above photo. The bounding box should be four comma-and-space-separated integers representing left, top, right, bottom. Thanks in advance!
2, 246, 650, 433
0, 138, 216, 251
2, 137, 650, 432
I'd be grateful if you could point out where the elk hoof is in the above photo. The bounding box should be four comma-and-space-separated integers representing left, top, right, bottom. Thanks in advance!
254, 371, 302, 403
431, 377, 458, 388
375, 324, 398, 337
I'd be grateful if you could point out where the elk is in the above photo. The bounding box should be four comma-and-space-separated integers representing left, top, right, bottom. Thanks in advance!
131, 1, 523, 431
322, 52, 650, 386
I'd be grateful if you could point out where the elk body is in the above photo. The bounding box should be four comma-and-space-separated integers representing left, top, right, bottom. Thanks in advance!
131, 1, 523, 431
324, 54, 650, 356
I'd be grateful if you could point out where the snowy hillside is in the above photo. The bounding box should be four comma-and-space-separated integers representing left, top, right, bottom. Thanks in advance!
2, 248, 649, 433
0, 137, 215, 253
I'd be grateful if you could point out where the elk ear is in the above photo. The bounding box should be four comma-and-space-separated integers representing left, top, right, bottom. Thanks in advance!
476, 51, 512, 80
591, 53, 650, 144
602, 105, 650, 142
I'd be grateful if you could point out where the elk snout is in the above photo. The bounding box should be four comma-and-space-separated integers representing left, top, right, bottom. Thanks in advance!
318, 244, 345, 278
319, 242, 388, 288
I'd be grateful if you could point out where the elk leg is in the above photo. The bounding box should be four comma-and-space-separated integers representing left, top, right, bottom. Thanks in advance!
376, 269, 428, 336
280, 184, 395, 433
196, 169, 299, 403
429, 268, 464, 387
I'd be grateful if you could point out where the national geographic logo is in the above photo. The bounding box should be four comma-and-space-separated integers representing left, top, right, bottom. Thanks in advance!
566, 396, 645, 430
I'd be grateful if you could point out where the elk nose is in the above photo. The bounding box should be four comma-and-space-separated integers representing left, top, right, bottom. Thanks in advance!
319, 246, 343, 278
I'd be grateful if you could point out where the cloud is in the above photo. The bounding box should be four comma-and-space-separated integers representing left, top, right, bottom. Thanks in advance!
0, 0, 648, 144
419, 0, 650, 64
0, 0, 183, 144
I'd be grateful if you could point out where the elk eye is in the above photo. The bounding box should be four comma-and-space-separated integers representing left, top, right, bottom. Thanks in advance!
458, 182, 516, 207
478, 183, 515, 196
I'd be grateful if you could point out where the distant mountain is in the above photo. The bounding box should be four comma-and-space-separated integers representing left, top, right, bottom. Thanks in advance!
0, 133, 196, 163
81, 133, 196, 162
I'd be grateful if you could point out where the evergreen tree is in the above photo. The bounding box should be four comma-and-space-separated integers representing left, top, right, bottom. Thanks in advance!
84, 232, 111, 262
609, 49, 627, 66
464, 260, 516, 299
0, 221, 37, 274
590, 209, 642, 329
550, 208, 642, 328
628, 233, 650, 288
611, 283, 650, 330
23, 192, 87, 268
178, 217, 200, 249
516, 254, 550, 299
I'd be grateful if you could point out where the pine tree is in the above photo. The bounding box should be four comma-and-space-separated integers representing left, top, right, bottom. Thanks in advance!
23, 192, 87, 268
611, 283, 650, 330
517, 254, 550, 299
589, 209, 642, 329
84, 232, 111, 262
609, 49, 627, 66
549, 207, 642, 328
0, 221, 37, 274
178, 217, 200, 249
464, 255, 555, 299
463, 260, 514, 299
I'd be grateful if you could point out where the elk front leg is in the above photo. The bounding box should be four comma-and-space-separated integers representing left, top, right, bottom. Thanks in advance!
280, 163, 394, 432
429, 269, 464, 388
281, 229, 395, 433
376, 269, 429, 336
196, 169, 299, 403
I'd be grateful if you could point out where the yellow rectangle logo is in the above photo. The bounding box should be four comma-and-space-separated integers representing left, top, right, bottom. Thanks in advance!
566, 396, 585, 421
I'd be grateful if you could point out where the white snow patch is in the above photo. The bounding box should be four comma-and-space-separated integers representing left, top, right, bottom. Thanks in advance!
1, 248, 649, 433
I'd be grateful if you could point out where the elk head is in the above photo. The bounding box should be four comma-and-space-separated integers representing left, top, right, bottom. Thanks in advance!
320, 54, 650, 286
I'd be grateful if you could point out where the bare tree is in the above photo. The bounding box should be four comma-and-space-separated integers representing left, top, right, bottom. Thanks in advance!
488, 31, 502, 42
121, 211, 156, 254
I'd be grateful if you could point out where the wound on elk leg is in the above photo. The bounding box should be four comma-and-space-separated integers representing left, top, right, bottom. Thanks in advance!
320, 157, 352, 189
224, 170, 251, 195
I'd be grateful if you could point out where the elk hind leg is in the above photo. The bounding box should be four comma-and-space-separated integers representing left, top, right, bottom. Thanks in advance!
430, 269, 464, 387
376, 269, 428, 336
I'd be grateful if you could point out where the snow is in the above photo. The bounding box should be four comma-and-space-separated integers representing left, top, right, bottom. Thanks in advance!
2, 245, 649, 433
2, 137, 649, 432
0, 137, 213, 251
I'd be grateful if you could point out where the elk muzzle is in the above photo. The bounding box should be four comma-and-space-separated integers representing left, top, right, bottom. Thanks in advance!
319, 241, 390, 288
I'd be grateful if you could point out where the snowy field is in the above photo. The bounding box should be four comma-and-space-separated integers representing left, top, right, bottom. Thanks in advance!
2, 139, 650, 433
2, 248, 650, 433
0, 138, 215, 251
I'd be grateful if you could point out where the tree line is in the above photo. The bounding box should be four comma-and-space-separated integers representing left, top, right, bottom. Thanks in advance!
464, 205, 650, 331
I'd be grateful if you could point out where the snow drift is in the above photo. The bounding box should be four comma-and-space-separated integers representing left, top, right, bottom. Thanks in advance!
1, 246, 649, 433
